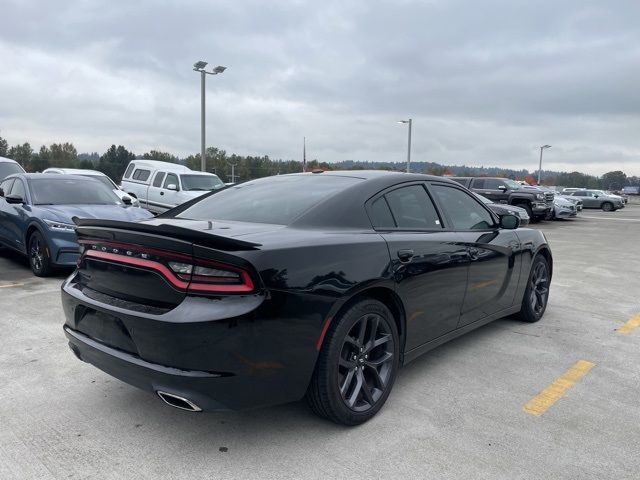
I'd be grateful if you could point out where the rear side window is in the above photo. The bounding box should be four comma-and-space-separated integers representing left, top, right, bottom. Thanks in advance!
123, 164, 135, 179
369, 197, 395, 229
432, 184, 495, 230
470, 179, 485, 189
0, 162, 24, 180
153, 172, 166, 187
384, 185, 442, 229
483, 179, 506, 189
132, 169, 150, 181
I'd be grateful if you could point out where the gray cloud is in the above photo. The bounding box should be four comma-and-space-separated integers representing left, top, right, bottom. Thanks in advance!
1, 0, 639, 175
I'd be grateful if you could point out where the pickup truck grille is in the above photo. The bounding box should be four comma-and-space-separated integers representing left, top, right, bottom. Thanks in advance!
545, 192, 555, 204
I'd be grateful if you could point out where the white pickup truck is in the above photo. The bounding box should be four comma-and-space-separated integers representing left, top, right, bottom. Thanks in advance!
120, 160, 225, 214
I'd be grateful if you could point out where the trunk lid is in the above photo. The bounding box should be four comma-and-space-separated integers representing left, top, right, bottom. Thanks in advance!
73, 219, 261, 310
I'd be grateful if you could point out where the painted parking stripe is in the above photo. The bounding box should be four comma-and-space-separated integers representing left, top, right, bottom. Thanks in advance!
618, 314, 640, 335
0, 283, 26, 288
523, 360, 595, 416
579, 216, 640, 222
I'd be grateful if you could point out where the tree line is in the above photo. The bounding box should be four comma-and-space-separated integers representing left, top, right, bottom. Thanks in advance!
0, 133, 637, 190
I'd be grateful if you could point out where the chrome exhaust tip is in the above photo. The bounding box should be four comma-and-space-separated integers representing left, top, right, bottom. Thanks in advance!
157, 391, 202, 412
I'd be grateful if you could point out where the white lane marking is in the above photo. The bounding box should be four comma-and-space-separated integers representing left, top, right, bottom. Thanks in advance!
579, 216, 640, 222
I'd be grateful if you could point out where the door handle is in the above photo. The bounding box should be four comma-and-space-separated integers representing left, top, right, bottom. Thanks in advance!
468, 247, 479, 259
397, 249, 414, 263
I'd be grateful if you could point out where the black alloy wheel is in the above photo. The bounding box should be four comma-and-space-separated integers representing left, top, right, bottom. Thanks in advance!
602, 202, 614, 212
307, 299, 400, 425
516, 255, 550, 323
29, 231, 53, 277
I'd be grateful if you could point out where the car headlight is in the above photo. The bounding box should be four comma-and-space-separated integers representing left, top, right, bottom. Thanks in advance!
43, 219, 76, 232
536, 193, 545, 200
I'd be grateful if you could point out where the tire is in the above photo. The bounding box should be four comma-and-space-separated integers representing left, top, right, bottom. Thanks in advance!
515, 255, 550, 323
306, 299, 400, 426
601, 202, 614, 212
518, 203, 533, 220
28, 231, 53, 277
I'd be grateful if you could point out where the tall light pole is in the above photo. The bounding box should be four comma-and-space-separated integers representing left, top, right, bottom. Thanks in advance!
193, 61, 226, 172
398, 119, 412, 173
538, 144, 551, 185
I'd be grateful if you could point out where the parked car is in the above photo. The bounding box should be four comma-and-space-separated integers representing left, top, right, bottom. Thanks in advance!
530, 186, 583, 212
62, 171, 552, 425
551, 196, 578, 219
0, 174, 153, 276
448, 177, 553, 221
0, 156, 26, 181
568, 190, 624, 211
43, 168, 140, 207
120, 160, 225, 214
473, 193, 530, 225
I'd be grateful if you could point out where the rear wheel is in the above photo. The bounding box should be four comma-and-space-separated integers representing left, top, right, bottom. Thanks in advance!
515, 255, 550, 323
306, 299, 400, 425
602, 202, 614, 212
29, 231, 53, 277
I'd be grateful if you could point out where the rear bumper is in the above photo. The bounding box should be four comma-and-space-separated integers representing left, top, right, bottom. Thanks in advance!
61, 273, 327, 411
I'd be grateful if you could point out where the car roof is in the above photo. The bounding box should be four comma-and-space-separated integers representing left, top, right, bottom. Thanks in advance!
13, 173, 104, 182
128, 160, 192, 172
43, 168, 105, 176
279, 170, 457, 183
0, 156, 21, 164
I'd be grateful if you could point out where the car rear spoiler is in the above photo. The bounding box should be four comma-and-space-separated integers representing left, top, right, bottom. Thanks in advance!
72, 218, 261, 251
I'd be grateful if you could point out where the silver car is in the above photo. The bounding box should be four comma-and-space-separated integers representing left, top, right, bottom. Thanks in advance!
568, 190, 624, 211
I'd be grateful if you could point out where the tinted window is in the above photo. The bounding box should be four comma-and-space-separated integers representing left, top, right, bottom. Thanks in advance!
0, 179, 14, 196
30, 178, 121, 205
369, 197, 395, 228
177, 175, 362, 225
132, 169, 151, 181
123, 164, 135, 179
484, 179, 506, 190
432, 184, 495, 230
449, 178, 468, 186
181, 174, 225, 191
164, 173, 179, 189
384, 185, 442, 229
470, 178, 485, 189
572, 191, 587, 196
153, 172, 166, 188
10, 179, 27, 200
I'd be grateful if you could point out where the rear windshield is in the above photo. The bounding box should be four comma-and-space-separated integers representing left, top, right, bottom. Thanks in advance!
30, 178, 121, 205
180, 174, 225, 191
177, 175, 362, 224
0, 162, 25, 180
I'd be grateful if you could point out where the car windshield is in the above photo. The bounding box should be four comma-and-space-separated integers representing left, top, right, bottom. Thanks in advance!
82, 174, 116, 190
180, 174, 225, 191
0, 162, 25, 180
473, 193, 493, 204
30, 178, 121, 205
504, 179, 522, 189
177, 175, 362, 224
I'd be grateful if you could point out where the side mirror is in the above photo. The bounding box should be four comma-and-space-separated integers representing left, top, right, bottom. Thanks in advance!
0, 188, 4, 197
593, 195, 599, 199
122, 196, 132, 205
166, 184, 178, 191
500, 214, 520, 230
497, 185, 507, 191
6, 194, 24, 205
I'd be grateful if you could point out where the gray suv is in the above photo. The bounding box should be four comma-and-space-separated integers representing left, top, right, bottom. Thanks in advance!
569, 190, 624, 211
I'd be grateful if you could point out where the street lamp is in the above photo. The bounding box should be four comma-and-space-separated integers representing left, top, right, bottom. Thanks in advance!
398, 119, 412, 173
193, 61, 227, 172
538, 145, 551, 185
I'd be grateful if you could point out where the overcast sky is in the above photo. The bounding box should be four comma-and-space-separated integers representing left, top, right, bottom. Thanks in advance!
1, 0, 639, 175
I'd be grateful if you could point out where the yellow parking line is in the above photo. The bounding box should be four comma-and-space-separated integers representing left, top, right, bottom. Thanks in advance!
523, 360, 595, 416
618, 314, 640, 335
0, 283, 25, 288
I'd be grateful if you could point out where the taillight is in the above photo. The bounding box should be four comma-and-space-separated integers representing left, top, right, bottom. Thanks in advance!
79, 240, 254, 294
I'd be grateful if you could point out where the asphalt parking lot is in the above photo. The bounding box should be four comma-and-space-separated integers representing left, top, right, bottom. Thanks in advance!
1, 206, 639, 480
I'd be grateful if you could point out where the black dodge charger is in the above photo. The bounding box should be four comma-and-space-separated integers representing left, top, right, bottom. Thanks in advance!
62, 171, 552, 425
